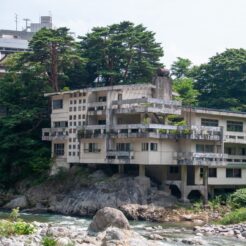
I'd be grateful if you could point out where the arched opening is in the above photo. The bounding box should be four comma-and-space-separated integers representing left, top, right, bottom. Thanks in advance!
169, 185, 181, 198
187, 190, 203, 202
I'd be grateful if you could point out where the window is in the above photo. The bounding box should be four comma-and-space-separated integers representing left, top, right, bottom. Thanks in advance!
73, 115, 76, 120
196, 144, 214, 153
78, 115, 81, 120
69, 107, 72, 112
83, 99, 86, 103
73, 107, 76, 111
169, 166, 179, 174
227, 121, 243, 132
84, 143, 100, 153
83, 106, 86, 110
142, 143, 149, 151
98, 96, 107, 102
69, 116, 72, 120
209, 168, 217, 177
225, 147, 236, 155
79, 99, 82, 104
70, 100, 73, 104
116, 143, 131, 151
200, 168, 204, 178
82, 115, 85, 119
82, 92, 86, 96
226, 168, 241, 178
150, 143, 158, 151
201, 118, 219, 127
54, 143, 64, 156
53, 121, 68, 127
52, 99, 63, 109
98, 120, 106, 125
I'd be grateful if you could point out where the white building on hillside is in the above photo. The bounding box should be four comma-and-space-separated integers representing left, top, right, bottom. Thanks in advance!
42, 71, 246, 203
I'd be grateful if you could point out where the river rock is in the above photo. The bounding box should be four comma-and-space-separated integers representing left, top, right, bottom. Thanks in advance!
56, 237, 73, 246
101, 227, 166, 246
89, 207, 130, 233
4, 195, 28, 209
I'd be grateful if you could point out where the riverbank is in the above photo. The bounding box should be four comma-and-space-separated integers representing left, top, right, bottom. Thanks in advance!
0, 168, 228, 225
0, 208, 246, 246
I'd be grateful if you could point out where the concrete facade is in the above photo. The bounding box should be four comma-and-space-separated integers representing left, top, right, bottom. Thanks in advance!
42, 75, 246, 203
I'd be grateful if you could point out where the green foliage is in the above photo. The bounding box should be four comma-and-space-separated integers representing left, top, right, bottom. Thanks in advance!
79, 21, 163, 86
219, 208, 246, 225
194, 48, 246, 111
208, 196, 223, 211
173, 78, 199, 106
42, 236, 57, 246
192, 200, 203, 212
0, 48, 51, 187
27, 27, 86, 91
0, 209, 35, 236
229, 188, 246, 208
171, 57, 192, 79
9, 208, 20, 222
13, 220, 35, 235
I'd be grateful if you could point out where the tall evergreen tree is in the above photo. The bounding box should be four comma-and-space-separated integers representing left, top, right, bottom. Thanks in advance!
79, 21, 163, 86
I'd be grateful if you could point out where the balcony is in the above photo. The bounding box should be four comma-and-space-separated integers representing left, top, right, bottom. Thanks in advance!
112, 97, 182, 115
224, 132, 246, 144
42, 128, 69, 141
77, 124, 222, 141
175, 152, 227, 166
87, 101, 107, 116
225, 155, 246, 167
106, 151, 134, 164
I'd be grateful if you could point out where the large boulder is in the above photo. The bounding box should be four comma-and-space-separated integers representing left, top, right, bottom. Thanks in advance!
4, 195, 28, 209
88, 207, 130, 233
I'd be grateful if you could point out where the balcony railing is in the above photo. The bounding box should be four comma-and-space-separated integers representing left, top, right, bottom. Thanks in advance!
175, 152, 227, 166
42, 128, 69, 141
106, 151, 134, 164
77, 124, 222, 141
224, 132, 246, 144
112, 97, 181, 106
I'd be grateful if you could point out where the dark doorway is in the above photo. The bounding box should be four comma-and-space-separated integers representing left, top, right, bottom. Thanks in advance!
187, 166, 195, 185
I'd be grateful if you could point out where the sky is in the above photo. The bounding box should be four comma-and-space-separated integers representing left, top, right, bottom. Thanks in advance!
1, 0, 245, 67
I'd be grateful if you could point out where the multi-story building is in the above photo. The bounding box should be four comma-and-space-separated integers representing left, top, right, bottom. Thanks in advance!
42, 71, 246, 203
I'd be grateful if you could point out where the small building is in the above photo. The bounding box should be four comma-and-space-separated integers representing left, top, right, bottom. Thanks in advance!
42, 73, 246, 203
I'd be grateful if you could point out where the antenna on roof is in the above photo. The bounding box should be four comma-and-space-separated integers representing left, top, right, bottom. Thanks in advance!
23, 18, 30, 31
15, 13, 18, 31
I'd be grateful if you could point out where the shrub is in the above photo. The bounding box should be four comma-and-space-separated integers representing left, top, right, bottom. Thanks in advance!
229, 188, 246, 208
14, 221, 35, 235
219, 208, 246, 225
42, 236, 57, 246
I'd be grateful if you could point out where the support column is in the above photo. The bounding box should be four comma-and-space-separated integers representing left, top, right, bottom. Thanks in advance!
180, 165, 189, 202
118, 165, 124, 175
139, 165, 146, 177
203, 166, 208, 204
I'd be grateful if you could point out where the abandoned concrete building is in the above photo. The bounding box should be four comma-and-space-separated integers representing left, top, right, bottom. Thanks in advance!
42, 71, 246, 203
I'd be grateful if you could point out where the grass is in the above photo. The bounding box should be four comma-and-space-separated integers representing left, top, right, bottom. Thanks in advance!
219, 208, 246, 225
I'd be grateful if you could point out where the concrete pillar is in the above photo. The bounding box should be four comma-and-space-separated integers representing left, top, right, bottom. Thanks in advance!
180, 165, 188, 202
118, 165, 124, 175
203, 166, 208, 204
139, 165, 145, 177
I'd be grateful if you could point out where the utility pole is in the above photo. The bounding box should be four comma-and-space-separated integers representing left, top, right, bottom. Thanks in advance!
15, 13, 18, 31
23, 18, 30, 31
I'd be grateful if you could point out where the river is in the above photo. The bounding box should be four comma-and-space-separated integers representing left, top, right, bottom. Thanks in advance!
0, 211, 245, 246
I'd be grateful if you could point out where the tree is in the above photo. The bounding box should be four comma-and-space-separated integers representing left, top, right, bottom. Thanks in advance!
24, 27, 86, 91
79, 21, 163, 86
171, 57, 199, 106
194, 49, 246, 111
0, 54, 51, 187
173, 78, 199, 106
171, 57, 192, 79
